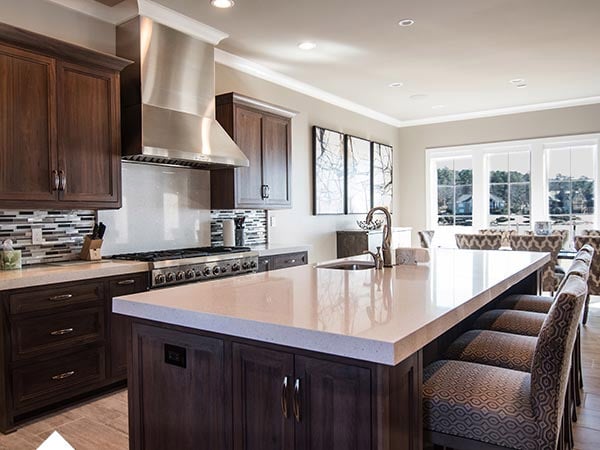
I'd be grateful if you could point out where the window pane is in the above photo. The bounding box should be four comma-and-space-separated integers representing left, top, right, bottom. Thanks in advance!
548, 148, 571, 181
510, 184, 530, 215
455, 185, 472, 216
549, 181, 571, 215
437, 161, 454, 186
489, 154, 508, 183
490, 184, 508, 215
571, 146, 595, 179
438, 186, 454, 217
454, 158, 472, 185
509, 152, 530, 183
572, 180, 594, 214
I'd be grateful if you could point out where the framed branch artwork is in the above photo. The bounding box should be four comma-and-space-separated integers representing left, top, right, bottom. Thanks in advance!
313, 126, 345, 214
372, 142, 393, 212
346, 135, 372, 214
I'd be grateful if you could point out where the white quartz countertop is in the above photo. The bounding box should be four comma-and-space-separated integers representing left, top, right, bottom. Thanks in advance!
250, 244, 311, 257
113, 249, 548, 366
0, 260, 149, 291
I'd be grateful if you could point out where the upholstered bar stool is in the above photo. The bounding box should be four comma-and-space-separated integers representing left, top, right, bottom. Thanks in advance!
418, 230, 435, 249
574, 235, 600, 324
509, 234, 564, 294
423, 276, 588, 450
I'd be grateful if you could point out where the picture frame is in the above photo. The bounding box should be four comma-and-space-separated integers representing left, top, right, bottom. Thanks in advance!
313, 126, 346, 215
372, 142, 393, 212
345, 135, 372, 214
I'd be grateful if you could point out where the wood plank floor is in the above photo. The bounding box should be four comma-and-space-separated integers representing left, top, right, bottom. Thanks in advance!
2, 298, 600, 449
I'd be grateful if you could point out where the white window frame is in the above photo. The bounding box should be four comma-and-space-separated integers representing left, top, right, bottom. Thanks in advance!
426, 133, 600, 235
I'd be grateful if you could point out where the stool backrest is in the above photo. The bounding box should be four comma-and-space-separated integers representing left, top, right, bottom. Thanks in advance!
455, 233, 502, 250
418, 230, 435, 249
509, 234, 563, 292
555, 259, 590, 293
575, 236, 600, 295
530, 275, 588, 449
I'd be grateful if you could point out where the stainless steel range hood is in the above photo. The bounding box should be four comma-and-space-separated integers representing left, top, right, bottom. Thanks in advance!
116, 16, 249, 169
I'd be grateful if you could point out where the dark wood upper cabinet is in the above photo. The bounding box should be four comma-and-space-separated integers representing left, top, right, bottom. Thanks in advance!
0, 44, 57, 203
57, 62, 120, 205
211, 93, 296, 210
0, 22, 130, 209
232, 343, 294, 450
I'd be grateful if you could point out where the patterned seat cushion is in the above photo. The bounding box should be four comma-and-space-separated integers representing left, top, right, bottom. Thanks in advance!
445, 330, 536, 372
455, 233, 502, 250
423, 360, 538, 449
473, 309, 545, 336
496, 294, 554, 313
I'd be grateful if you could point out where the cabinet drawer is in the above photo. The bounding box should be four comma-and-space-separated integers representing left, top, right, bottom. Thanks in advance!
12, 346, 105, 410
108, 273, 148, 298
272, 252, 307, 270
8, 281, 104, 315
257, 256, 271, 273
11, 307, 105, 360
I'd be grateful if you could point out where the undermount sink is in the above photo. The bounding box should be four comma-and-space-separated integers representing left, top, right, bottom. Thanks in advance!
317, 261, 375, 271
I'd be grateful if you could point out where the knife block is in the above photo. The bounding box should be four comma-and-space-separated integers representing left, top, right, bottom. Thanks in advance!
80, 236, 103, 261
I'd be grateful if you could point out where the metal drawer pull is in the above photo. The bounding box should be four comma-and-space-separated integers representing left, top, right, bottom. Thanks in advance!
117, 279, 136, 286
51, 170, 60, 191
293, 378, 301, 422
281, 376, 289, 418
48, 294, 73, 302
58, 169, 66, 191
285, 259, 297, 264
51, 371, 75, 381
50, 328, 74, 336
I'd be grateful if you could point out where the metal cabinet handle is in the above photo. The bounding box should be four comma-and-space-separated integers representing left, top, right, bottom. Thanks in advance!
265, 185, 270, 199
293, 378, 301, 422
285, 259, 297, 264
281, 376, 289, 418
48, 294, 73, 302
51, 370, 75, 381
117, 279, 136, 286
50, 328, 74, 336
51, 170, 60, 191
58, 170, 66, 191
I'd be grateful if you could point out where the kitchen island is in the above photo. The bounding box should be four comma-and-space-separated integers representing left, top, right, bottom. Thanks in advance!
114, 249, 549, 450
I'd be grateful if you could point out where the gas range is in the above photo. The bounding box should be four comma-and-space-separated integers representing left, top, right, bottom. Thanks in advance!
111, 246, 259, 288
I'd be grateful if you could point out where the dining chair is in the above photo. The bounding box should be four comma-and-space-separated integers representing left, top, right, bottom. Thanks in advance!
455, 233, 503, 250
574, 235, 600, 324
509, 234, 563, 294
418, 230, 435, 249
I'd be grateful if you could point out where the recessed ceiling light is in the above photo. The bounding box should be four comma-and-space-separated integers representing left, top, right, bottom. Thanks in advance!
298, 41, 317, 50
210, 0, 235, 8
409, 94, 428, 101
398, 19, 415, 27
510, 78, 525, 85
515, 83, 528, 88
389, 82, 404, 88
432, 104, 446, 109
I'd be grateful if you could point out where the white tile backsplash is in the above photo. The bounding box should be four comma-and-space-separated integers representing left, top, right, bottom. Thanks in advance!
98, 162, 211, 255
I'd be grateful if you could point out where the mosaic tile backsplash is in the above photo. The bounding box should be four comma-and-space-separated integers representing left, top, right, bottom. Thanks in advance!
211, 210, 267, 247
0, 210, 96, 265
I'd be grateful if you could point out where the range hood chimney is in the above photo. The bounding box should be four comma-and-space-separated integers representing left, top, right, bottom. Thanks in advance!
116, 16, 249, 169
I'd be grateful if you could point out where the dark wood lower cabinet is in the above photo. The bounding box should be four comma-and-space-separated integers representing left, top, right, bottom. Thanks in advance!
129, 320, 423, 450
232, 343, 294, 450
129, 324, 230, 450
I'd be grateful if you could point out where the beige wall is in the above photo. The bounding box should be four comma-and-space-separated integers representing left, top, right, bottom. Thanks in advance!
396, 103, 600, 243
216, 63, 402, 263
0, 0, 115, 53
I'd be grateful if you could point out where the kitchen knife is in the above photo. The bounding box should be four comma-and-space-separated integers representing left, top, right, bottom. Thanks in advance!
97, 223, 106, 240
91, 223, 99, 240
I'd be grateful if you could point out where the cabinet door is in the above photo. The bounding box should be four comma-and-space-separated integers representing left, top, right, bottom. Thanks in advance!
107, 274, 148, 380
262, 114, 291, 208
294, 356, 372, 450
0, 44, 57, 203
234, 106, 265, 208
57, 62, 120, 205
232, 343, 294, 450
129, 324, 230, 450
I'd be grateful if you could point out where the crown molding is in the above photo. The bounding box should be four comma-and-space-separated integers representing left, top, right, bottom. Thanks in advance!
215, 48, 403, 127
46, 0, 138, 25
137, 0, 228, 44
398, 95, 600, 128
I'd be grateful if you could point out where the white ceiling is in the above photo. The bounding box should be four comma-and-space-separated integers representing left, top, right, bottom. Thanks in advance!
47, 0, 600, 126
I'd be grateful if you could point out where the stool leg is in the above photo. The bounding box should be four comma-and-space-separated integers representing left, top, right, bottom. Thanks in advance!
577, 327, 584, 391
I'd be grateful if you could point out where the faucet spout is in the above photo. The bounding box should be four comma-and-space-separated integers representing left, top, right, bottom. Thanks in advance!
365, 206, 393, 267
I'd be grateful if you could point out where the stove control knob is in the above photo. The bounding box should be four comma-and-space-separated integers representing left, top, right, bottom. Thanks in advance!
155, 273, 166, 284
166, 272, 175, 283
221, 266, 228, 273
231, 263, 240, 272
186, 270, 195, 279
203, 267, 211, 276
213, 266, 221, 275
250, 261, 257, 269
242, 262, 249, 270
195, 269, 203, 278
176, 271, 185, 281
